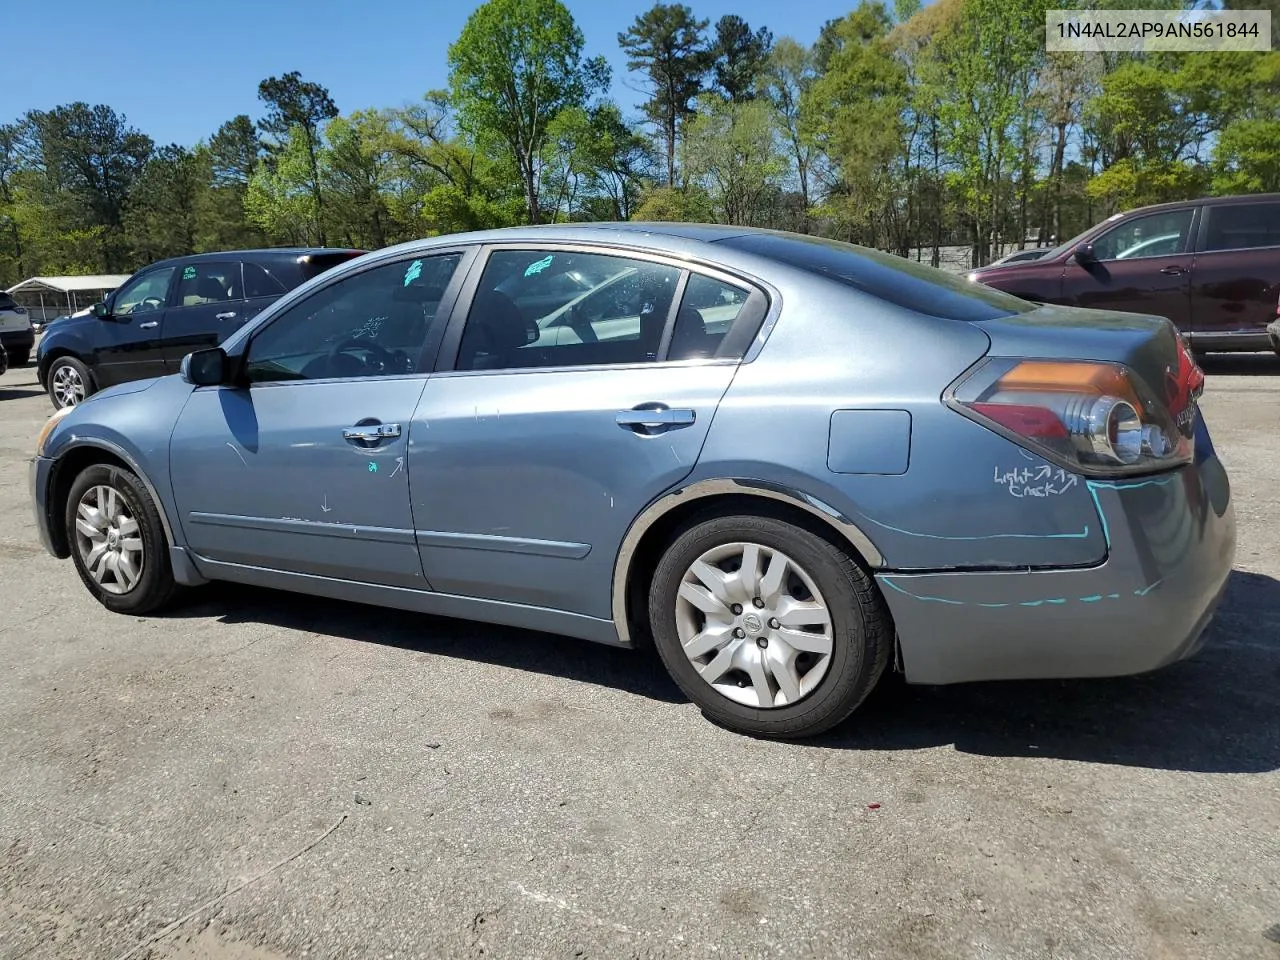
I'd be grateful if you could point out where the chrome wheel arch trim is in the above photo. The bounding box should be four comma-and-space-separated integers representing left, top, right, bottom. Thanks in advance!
610, 477, 884, 647
56, 439, 176, 545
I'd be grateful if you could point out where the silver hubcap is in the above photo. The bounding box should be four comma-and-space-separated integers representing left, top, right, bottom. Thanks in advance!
675, 542, 833, 709
74, 485, 144, 595
52, 365, 85, 407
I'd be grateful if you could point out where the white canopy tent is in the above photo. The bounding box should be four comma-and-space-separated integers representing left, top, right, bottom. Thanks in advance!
5, 275, 131, 322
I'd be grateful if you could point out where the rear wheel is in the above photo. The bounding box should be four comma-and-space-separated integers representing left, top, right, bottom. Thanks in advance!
65, 464, 177, 614
648, 512, 891, 739
48, 356, 92, 408
8, 351, 28, 367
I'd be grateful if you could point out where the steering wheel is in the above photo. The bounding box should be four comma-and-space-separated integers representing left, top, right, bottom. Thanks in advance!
133, 297, 165, 313
326, 337, 403, 377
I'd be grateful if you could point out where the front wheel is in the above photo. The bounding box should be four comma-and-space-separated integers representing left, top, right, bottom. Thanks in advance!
648, 512, 892, 739
47, 356, 93, 408
65, 463, 177, 614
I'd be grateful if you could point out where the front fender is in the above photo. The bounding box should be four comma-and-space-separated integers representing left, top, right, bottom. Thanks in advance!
43, 375, 195, 547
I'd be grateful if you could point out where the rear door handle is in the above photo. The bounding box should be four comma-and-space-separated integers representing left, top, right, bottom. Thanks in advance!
1159, 266, 1186, 276
216, 311, 237, 321
616, 406, 696, 432
138, 321, 159, 329
343, 422, 402, 444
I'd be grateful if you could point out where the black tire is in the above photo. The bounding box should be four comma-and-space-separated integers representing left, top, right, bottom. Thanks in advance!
648, 511, 892, 739
9, 351, 29, 367
65, 463, 178, 615
46, 355, 94, 409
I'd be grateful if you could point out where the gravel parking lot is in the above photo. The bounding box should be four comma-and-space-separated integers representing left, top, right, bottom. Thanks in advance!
1, 357, 1277, 960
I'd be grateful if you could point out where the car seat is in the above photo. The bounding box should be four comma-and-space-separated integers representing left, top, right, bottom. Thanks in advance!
457, 289, 537, 369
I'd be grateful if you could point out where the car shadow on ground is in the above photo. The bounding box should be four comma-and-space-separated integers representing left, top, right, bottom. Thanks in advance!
0, 386, 44, 402
168, 568, 1280, 773
167, 582, 686, 704
1199, 352, 1280, 377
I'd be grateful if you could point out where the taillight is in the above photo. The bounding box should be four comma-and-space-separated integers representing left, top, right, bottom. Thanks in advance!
948, 358, 1194, 477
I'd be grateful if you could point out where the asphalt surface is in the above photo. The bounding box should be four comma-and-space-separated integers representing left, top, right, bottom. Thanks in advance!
1, 356, 1277, 960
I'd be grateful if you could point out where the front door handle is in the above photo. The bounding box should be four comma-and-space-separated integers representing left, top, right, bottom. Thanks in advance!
138, 321, 159, 329
343, 422, 402, 444
1159, 265, 1186, 276
616, 405, 696, 433
216, 311, 237, 321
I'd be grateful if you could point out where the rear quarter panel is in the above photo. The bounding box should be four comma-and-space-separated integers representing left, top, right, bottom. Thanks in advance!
693, 270, 1109, 570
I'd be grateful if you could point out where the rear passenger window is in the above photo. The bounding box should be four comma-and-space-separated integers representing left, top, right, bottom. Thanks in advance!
243, 262, 288, 298
455, 250, 680, 371
669, 274, 751, 360
174, 262, 240, 306
1203, 203, 1280, 252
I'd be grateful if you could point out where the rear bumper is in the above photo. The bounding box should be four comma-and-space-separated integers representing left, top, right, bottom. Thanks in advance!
0, 327, 34, 355
1185, 329, 1272, 353
1267, 319, 1280, 352
880, 418, 1235, 685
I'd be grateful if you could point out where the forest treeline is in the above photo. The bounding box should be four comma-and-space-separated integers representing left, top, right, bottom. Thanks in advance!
2, 0, 1278, 287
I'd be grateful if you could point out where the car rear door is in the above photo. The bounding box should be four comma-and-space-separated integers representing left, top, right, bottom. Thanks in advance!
160, 260, 246, 370
1188, 200, 1280, 348
408, 244, 769, 620
1060, 207, 1196, 331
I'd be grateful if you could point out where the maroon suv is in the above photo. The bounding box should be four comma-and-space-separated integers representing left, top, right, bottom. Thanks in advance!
972, 193, 1280, 354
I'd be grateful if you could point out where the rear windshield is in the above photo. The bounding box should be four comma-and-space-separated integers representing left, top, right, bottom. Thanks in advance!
718, 233, 1034, 321
0, 293, 16, 309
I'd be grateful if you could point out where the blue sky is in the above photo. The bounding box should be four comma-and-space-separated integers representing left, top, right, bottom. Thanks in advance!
8, 0, 866, 147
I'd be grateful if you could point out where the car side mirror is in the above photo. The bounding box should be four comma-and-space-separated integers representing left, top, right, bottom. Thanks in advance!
181, 347, 229, 387
1074, 242, 1098, 264
91, 301, 111, 319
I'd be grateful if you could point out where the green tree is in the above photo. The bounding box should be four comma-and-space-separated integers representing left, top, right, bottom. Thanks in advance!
682, 94, 786, 226
257, 71, 339, 243
124, 144, 207, 263
246, 127, 322, 244
448, 0, 609, 224
763, 38, 818, 213
23, 103, 153, 271
710, 16, 774, 102
803, 4, 910, 250
618, 3, 709, 187
200, 115, 267, 250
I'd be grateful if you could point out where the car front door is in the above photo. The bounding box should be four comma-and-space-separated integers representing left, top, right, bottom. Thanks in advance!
409, 246, 769, 620
1188, 200, 1280, 346
168, 250, 472, 587
1060, 208, 1196, 331
161, 260, 244, 370
92, 266, 175, 387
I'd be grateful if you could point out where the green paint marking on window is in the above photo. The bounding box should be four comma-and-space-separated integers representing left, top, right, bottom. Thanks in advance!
403, 260, 422, 286
368, 461, 378, 473
182, 266, 197, 280
523, 254, 554, 277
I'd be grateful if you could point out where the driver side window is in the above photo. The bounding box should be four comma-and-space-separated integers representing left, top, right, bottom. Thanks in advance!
112, 267, 176, 316
244, 254, 462, 383
1092, 209, 1193, 261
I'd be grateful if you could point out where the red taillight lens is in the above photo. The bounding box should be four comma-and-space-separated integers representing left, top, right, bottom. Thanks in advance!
949, 359, 1194, 477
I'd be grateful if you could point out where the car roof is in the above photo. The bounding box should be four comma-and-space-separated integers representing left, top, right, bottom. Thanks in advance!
1121, 193, 1280, 218
144, 247, 364, 271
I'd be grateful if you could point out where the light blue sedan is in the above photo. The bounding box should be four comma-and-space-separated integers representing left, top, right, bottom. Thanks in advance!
30, 224, 1235, 738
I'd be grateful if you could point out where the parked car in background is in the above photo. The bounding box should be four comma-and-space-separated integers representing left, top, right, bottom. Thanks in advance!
35, 248, 365, 408
0, 291, 34, 366
971, 193, 1280, 354
978, 247, 1052, 271
0, 342, 7, 378
30, 224, 1233, 739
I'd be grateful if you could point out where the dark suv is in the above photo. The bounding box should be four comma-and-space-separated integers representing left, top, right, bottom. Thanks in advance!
972, 193, 1280, 354
36, 248, 364, 407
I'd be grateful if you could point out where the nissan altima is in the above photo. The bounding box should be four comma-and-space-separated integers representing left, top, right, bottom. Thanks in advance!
29, 224, 1235, 738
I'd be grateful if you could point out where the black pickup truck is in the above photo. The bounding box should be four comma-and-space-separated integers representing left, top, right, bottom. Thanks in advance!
36, 247, 364, 408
